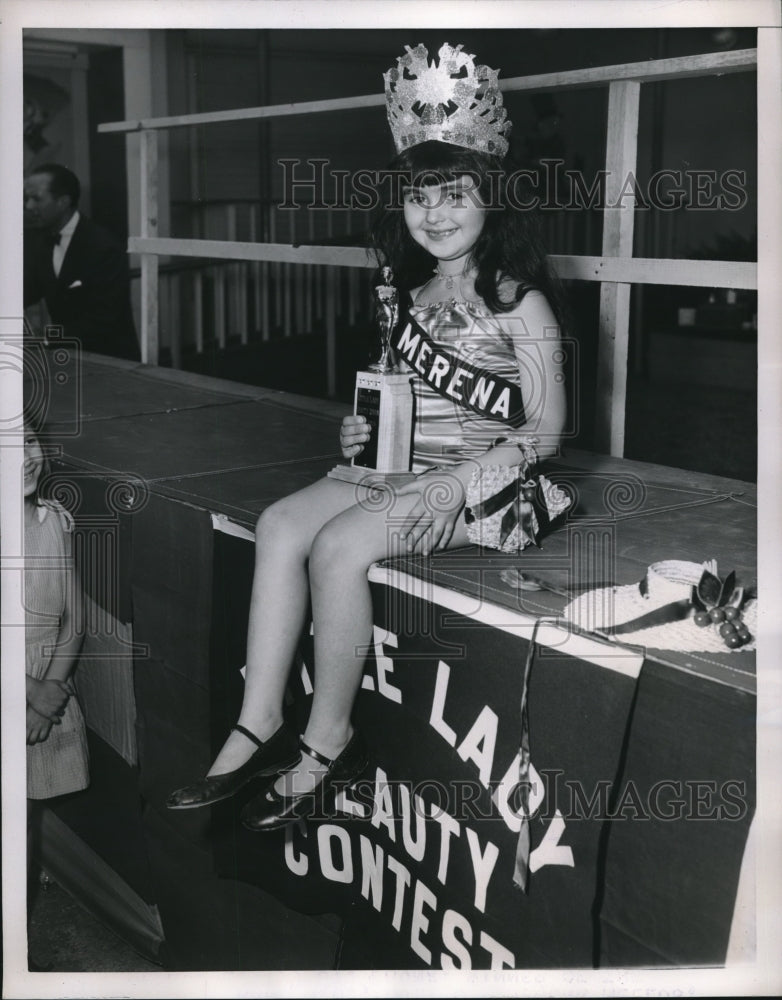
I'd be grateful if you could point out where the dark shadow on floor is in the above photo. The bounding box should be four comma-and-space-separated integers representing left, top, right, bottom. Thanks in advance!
27, 873, 162, 973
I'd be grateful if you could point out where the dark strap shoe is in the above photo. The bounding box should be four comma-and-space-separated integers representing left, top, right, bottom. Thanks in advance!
166, 721, 300, 810
241, 730, 368, 831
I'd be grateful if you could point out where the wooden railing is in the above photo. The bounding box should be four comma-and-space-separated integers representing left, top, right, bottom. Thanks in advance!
130, 255, 371, 390
100, 45, 758, 455
133, 197, 613, 370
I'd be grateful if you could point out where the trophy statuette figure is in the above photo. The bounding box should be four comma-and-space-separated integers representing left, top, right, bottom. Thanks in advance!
329, 267, 414, 485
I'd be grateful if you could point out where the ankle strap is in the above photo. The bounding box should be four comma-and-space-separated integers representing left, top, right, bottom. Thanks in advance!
299, 738, 336, 769
233, 724, 264, 749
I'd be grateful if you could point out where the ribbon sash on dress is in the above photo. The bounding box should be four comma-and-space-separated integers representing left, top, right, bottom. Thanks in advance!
513, 617, 543, 892
464, 476, 552, 549
392, 297, 526, 428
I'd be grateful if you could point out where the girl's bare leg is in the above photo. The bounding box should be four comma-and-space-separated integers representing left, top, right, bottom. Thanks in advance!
276, 489, 470, 795
207, 477, 362, 776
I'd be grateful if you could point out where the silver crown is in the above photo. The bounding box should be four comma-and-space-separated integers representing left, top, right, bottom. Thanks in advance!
384, 42, 511, 158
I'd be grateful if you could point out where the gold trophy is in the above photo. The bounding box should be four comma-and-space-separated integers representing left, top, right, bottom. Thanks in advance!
329, 267, 414, 485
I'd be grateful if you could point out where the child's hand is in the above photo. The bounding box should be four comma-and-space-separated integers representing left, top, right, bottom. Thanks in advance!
26, 677, 69, 722
394, 468, 469, 556
340, 415, 371, 460
27, 705, 53, 745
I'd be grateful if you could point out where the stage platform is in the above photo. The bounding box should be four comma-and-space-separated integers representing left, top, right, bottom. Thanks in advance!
30, 351, 756, 970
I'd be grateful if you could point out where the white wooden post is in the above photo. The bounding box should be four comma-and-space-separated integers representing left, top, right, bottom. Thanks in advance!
284, 212, 294, 336
214, 266, 226, 350
140, 129, 159, 365
306, 213, 315, 332
249, 203, 262, 338
261, 204, 270, 341
169, 274, 182, 369
595, 80, 640, 456
270, 210, 281, 330
326, 266, 336, 398
194, 270, 204, 354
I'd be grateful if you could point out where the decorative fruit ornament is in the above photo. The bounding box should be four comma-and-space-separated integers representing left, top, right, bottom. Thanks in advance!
692, 566, 752, 649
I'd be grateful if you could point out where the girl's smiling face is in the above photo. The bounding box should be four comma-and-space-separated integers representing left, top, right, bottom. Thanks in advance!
403, 174, 486, 273
23, 426, 44, 499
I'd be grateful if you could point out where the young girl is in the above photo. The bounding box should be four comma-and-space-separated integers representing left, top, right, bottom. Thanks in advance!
167, 42, 567, 830
24, 416, 89, 800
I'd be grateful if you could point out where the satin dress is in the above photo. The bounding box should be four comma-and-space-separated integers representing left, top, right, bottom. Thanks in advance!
407, 293, 534, 472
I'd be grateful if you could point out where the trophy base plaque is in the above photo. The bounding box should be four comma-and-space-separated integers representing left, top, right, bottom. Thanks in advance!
329, 370, 415, 487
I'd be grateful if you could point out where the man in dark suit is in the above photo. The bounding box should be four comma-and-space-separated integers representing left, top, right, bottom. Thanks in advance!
24, 163, 141, 362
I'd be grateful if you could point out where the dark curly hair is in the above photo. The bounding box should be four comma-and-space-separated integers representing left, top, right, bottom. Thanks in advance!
370, 140, 567, 328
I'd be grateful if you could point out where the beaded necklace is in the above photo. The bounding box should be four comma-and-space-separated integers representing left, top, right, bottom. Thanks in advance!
433, 260, 473, 292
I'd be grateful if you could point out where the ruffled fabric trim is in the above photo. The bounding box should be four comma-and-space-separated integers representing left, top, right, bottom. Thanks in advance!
464, 464, 572, 552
